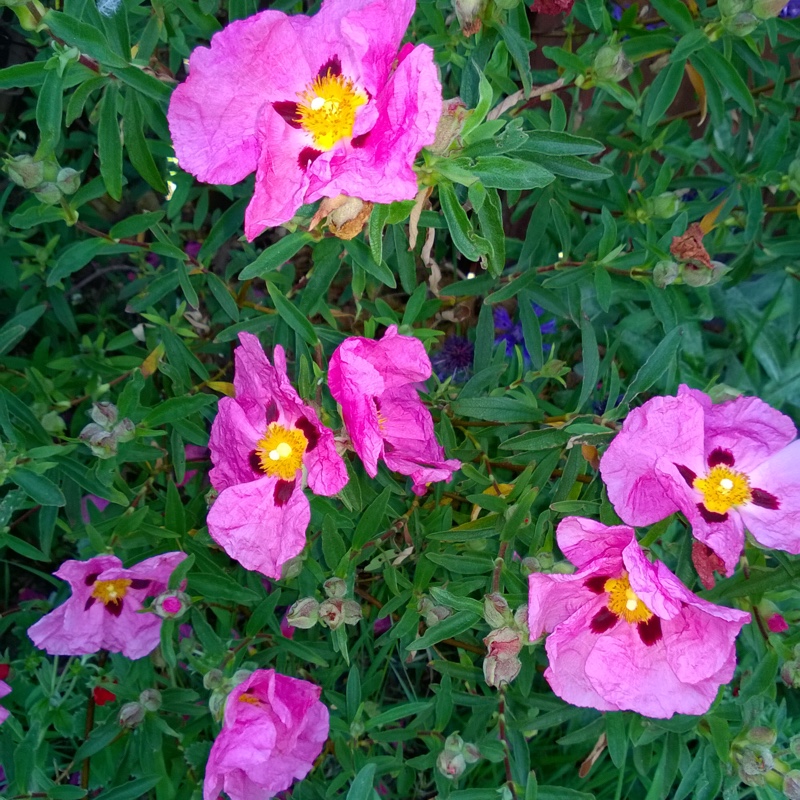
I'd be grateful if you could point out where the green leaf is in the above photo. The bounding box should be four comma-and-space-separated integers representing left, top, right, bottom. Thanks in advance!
0, 304, 46, 356
352, 486, 391, 550
694, 46, 756, 116
93, 776, 162, 800
620, 325, 683, 405
438, 181, 484, 261
35, 67, 64, 156
474, 186, 506, 277
344, 238, 396, 288
267, 283, 318, 345
522, 153, 612, 181
98, 84, 123, 201
123, 89, 168, 193
346, 763, 377, 800
649, 0, 694, 33
188, 572, 262, 605
197, 198, 247, 263
643, 59, 686, 129
10, 468, 65, 506
407, 610, 480, 650
115, 65, 171, 103
524, 130, 604, 156
0, 61, 47, 89
461, 65, 493, 140
238, 232, 312, 280
44, 11, 130, 69
474, 156, 555, 191
574, 314, 599, 412
47, 240, 117, 286
144, 394, 216, 427
365, 701, 434, 730
109, 211, 165, 240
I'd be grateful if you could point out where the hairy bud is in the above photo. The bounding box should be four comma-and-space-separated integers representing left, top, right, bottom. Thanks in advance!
594, 44, 633, 82
286, 597, 320, 629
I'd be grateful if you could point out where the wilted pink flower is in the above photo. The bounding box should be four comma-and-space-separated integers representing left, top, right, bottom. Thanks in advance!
27, 552, 186, 660
329, 325, 460, 494
528, 517, 750, 718
600, 386, 800, 575
207, 333, 347, 579
0, 680, 9, 725
204, 669, 329, 800
531, 0, 575, 13
168, 0, 442, 240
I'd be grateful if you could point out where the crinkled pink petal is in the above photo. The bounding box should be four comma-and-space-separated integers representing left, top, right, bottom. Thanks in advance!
208, 397, 262, 493
556, 517, 635, 570
304, 429, 349, 496
232, 333, 287, 424
623, 541, 684, 620
168, 11, 313, 186
206, 477, 310, 579
543, 599, 619, 712
742, 440, 800, 552
306, 45, 442, 205
700, 393, 796, 473
600, 394, 706, 526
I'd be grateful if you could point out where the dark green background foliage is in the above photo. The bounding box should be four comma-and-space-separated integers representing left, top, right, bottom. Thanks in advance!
0, 0, 799, 798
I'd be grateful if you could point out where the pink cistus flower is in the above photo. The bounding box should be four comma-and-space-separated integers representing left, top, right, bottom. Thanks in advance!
167, 0, 442, 241
204, 669, 329, 800
0, 679, 9, 725
207, 333, 348, 579
528, 517, 750, 718
600, 386, 800, 576
328, 325, 460, 495
27, 552, 187, 660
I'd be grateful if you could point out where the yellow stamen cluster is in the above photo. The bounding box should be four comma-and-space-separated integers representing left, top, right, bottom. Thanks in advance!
296, 73, 367, 151
238, 693, 261, 706
91, 578, 132, 606
255, 423, 307, 480
604, 574, 653, 624
693, 465, 752, 514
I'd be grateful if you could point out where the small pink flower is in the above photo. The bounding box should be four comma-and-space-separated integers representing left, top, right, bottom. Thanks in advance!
528, 517, 750, 718
0, 680, 9, 725
203, 669, 329, 800
207, 333, 348, 579
767, 613, 789, 633
27, 552, 187, 660
328, 325, 460, 494
600, 386, 800, 575
168, 0, 442, 240
177, 444, 209, 488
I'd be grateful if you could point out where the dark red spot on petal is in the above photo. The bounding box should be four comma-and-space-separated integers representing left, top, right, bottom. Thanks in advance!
249, 450, 262, 474
708, 448, 735, 468
84, 573, 99, 586
638, 616, 662, 646
274, 479, 296, 507
697, 503, 728, 524
0, 664, 8, 681
129, 579, 150, 590
674, 463, 697, 487
299, 147, 322, 171
590, 607, 618, 634
105, 599, 123, 617
351, 133, 369, 148
383, 441, 395, 453
584, 575, 610, 594
266, 400, 279, 426
751, 488, 780, 510
317, 56, 342, 77
272, 101, 301, 129
84, 596, 96, 611
295, 417, 319, 453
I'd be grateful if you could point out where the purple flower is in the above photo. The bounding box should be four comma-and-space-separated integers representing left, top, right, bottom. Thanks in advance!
780, 0, 800, 16
494, 305, 555, 363
431, 335, 474, 383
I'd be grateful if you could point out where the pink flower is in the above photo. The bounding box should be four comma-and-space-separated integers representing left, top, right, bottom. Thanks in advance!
207, 333, 347, 579
27, 552, 186, 660
767, 613, 789, 634
600, 386, 800, 575
80, 494, 110, 524
204, 669, 329, 800
168, 0, 442, 240
531, 0, 575, 13
528, 517, 750, 718
328, 325, 460, 494
0, 680, 9, 725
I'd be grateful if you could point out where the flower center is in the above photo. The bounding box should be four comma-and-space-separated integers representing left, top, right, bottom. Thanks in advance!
296, 72, 367, 151
693, 465, 752, 514
91, 579, 132, 606
255, 423, 307, 480
604, 574, 653, 624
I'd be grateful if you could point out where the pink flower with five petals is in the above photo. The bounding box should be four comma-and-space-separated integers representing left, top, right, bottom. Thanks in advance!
528, 517, 750, 718
167, 0, 442, 240
328, 325, 460, 494
599, 386, 800, 575
27, 552, 187, 660
207, 333, 348, 579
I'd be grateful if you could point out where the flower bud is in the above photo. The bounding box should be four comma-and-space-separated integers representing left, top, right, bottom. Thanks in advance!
79, 423, 118, 459
323, 577, 347, 598
319, 598, 345, 630
682, 260, 728, 287
782, 660, 800, 688
203, 669, 224, 690
646, 192, 682, 219
593, 44, 633, 83
437, 748, 467, 779
118, 701, 145, 728
787, 159, 800, 194
90, 402, 117, 428
112, 418, 136, 443
32, 182, 62, 205
753, 0, 787, 17
231, 669, 253, 686
521, 556, 541, 574
463, 743, 481, 763
430, 98, 468, 154
483, 593, 513, 628
139, 688, 162, 712
784, 771, 800, 800
417, 596, 434, 616
484, 627, 523, 659
513, 604, 529, 638
721, 11, 760, 35
286, 597, 320, 629
280, 554, 304, 580
483, 653, 522, 688
453, 0, 486, 36
6, 154, 44, 189
718, 0, 752, 13
536, 552, 555, 571
153, 591, 190, 619
56, 167, 81, 195
342, 599, 362, 626
552, 561, 576, 574
653, 260, 680, 288
746, 727, 777, 746
425, 605, 452, 627
209, 690, 226, 721
768, 613, 788, 633
791, 736, 800, 759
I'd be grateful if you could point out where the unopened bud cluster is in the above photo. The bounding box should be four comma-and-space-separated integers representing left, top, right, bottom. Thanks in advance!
79, 402, 135, 459
481, 593, 530, 688
781, 645, 800, 688
436, 733, 481, 780
417, 595, 453, 627
730, 725, 792, 790
653, 259, 729, 289
286, 577, 362, 632
5, 154, 81, 204
153, 590, 191, 620
117, 688, 162, 728
207, 668, 254, 721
